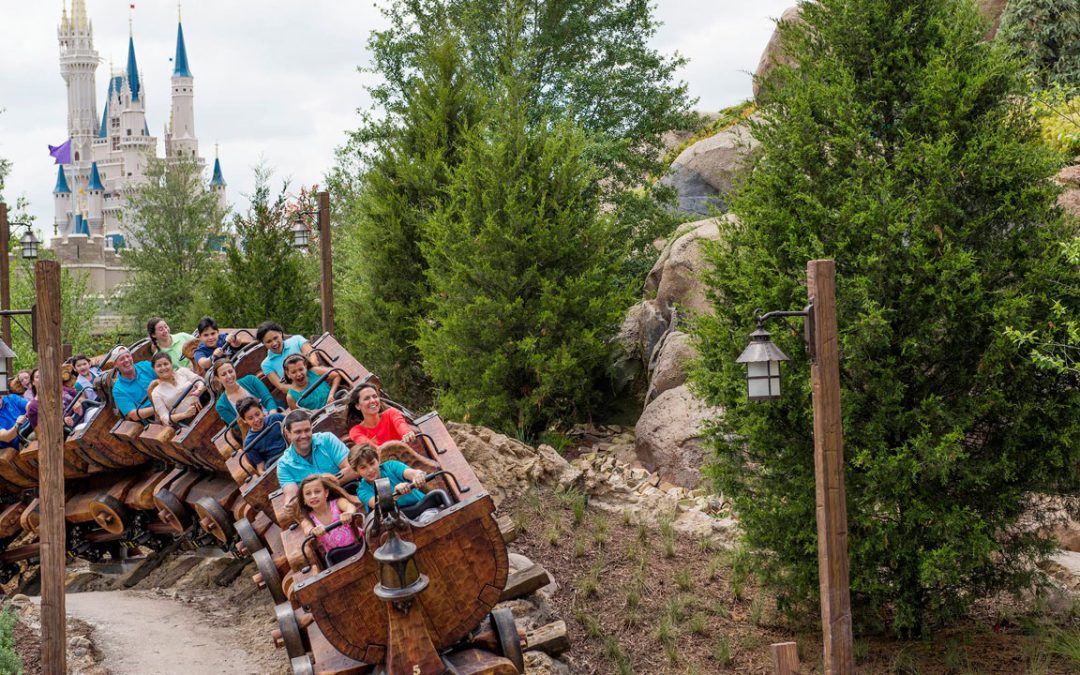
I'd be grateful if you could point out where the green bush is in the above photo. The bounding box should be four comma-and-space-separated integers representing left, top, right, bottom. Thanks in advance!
0, 605, 23, 675
1030, 84, 1080, 156
695, 0, 1080, 637
999, 0, 1080, 88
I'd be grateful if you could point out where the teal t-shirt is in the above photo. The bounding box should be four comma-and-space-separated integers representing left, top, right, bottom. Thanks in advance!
214, 374, 277, 427
355, 460, 424, 513
112, 360, 157, 418
276, 432, 349, 487
287, 370, 330, 410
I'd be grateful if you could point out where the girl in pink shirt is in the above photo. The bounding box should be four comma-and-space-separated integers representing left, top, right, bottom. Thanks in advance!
293, 475, 361, 561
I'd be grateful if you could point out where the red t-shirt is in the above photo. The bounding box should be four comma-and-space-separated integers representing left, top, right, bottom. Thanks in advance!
348, 407, 411, 447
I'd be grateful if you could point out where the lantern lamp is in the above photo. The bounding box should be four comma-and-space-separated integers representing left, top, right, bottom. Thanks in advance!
19, 228, 38, 260
0, 339, 16, 394
291, 214, 310, 251
736, 326, 789, 401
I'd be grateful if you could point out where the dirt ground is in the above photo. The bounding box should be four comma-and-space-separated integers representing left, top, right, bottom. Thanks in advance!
503, 484, 1080, 674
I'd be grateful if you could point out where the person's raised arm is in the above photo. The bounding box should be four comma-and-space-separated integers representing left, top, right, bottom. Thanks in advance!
0, 416, 27, 442
389, 408, 416, 444
325, 371, 343, 404
265, 371, 288, 394
283, 481, 300, 510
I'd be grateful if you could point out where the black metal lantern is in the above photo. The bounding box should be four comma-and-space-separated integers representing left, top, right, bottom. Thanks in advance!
13, 223, 37, 260
373, 530, 428, 608
291, 214, 310, 251
736, 326, 789, 401
0, 339, 14, 394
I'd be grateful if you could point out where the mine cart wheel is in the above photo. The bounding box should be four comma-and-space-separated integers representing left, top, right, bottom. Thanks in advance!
290, 654, 314, 675
89, 495, 129, 536
154, 489, 192, 532
491, 607, 525, 673
253, 548, 286, 604
194, 497, 235, 544
275, 602, 308, 659
234, 517, 264, 557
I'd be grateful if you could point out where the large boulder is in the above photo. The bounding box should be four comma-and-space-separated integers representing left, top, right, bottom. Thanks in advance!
635, 384, 721, 489
752, 5, 802, 99
660, 124, 756, 215
1056, 163, 1080, 219
448, 422, 573, 506
646, 330, 697, 403
645, 216, 728, 323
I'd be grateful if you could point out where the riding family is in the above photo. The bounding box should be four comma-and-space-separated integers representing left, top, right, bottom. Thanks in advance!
1, 317, 450, 564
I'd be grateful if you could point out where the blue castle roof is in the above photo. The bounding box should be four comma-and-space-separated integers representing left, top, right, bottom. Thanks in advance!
173, 22, 192, 77
87, 162, 103, 191
75, 214, 90, 236
126, 35, 141, 102
98, 76, 122, 138
210, 157, 225, 187
54, 166, 71, 194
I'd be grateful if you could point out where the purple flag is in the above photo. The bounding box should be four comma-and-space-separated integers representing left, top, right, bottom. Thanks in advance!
48, 139, 71, 165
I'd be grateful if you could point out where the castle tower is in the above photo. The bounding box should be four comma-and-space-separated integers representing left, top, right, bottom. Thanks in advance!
53, 165, 71, 235
86, 161, 104, 234
58, 0, 99, 165
165, 17, 198, 160
210, 148, 226, 211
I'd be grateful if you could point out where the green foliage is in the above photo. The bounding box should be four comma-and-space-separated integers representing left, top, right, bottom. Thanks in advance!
999, 0, 1080, 88
206, 167, 320, 337
1006, 235, 1080, 376
331, 37, 481, 407
695, 0, 1080, 636
417, 61, 632, 434
1029, 84, 1080, 156
0, 605, 22, 675
119, 156, 226, 330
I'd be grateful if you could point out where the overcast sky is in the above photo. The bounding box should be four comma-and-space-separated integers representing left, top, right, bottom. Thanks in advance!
0, 0, 792, 234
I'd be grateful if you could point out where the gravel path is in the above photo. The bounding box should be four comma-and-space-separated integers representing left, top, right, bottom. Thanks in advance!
63, 590, 267, 675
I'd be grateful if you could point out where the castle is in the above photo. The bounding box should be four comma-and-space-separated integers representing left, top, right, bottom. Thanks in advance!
51, 1, 225, 295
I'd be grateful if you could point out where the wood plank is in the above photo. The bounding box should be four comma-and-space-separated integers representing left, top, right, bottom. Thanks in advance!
771, 641, 800, 675
524, 620, 569, 656
496, 514, 517, 544
500, 563, 550, 602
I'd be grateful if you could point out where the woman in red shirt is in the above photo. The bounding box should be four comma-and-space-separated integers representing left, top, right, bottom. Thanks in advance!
345, 383, 417, 447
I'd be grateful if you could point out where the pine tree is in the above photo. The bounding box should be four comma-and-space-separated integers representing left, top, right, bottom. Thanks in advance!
332, 37, 481, 407
694, 0, 1080, 636
120, 156, 225, 329
1000, 0, 1080, 88
206, 167, 320, 337
417, 68, 631, 435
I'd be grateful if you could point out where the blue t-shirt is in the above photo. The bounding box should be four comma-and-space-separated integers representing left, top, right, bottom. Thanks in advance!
356, 460, 424, 513
0, 395, 29, 450
261, 335, 308, 379
244, 413, 287, 467
193, 334, 229, 365
287, 370, 331, 410
112, 361, 157, 418
214, 375, 278, 427
276, 432, 349, 487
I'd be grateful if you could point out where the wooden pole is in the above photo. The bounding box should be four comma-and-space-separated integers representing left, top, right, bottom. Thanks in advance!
36, 259, 66, 674
0, 202, 11, 346
770, 641, 801, 675
807, 259, 854, 674
317, 191, 333, 335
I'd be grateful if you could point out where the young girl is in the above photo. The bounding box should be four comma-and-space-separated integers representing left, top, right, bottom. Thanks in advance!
291, 474, 362, 564
71, 354, 101, 402
147, 317, 194, 369
283, 354, 343, 411
256, 321, 315, 394
149, 352, 206, 425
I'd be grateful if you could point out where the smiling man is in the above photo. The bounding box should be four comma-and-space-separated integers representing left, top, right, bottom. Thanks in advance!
275, 409, 357, 508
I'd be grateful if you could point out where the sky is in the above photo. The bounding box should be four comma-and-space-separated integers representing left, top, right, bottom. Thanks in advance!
0, 0, 793, 236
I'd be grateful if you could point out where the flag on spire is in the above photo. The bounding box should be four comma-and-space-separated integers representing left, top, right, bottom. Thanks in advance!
48, 139, 72, 165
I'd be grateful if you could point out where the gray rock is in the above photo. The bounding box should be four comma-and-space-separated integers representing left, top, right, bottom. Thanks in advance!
753, 6, 803, 99
660, 124, 756, 216
635, 385, 721, 489
69, 635, 92, 649
652, 217, 727, 322
647, 331, 697, 403
525, 651, 571, 675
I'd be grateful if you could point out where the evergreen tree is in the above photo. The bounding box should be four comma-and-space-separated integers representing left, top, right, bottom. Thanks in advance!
331, 37, 481, 406
120, 156, 225, 330
206, 168, 320, 337
694, 0, 1080, 636
1000, 0, 1080, 88
418, 68, 631, 435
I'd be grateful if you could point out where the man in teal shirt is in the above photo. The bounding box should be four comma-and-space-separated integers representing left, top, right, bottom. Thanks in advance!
276, 409, 357, 509
111, 346, 157, 421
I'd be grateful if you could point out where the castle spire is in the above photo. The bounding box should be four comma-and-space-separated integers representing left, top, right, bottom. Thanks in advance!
173, 20, 192, 78
210, 152, 225, 188
54, 165, 71, 194
87, 162, 104, 191
126, 33, 141, 102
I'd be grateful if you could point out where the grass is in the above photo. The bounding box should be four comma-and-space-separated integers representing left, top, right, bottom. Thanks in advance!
558, 486, 588, 526
0, 605, 22, 675
593, 516, 610, 547
711, 636, 733, 666
1045, 626, 1080, 667
688, 612, 708, 636
658, 512, 677, 558
749, 596, 766, 627
602, 635, 634, 675
674, 567, 693, 592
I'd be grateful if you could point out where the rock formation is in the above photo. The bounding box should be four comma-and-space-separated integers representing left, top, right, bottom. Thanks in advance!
1056, 162, 1080, 218
659, 123, 756, 215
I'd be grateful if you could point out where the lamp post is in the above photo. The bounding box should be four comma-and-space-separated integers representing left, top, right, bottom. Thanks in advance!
0, 203, 40, 378
737, 259, 854, 675
291, 191, 334, 335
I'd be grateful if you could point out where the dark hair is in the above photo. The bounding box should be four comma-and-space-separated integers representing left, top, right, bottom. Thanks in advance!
347, 442, 378, 469
196, 316, 219, 335
344, 383, 380, 427
150, 351, 173, 369
28, 368, 39, 397
236, 396, 262, 420
256, 321, 284, 343
146, 317, 166, 350
282, 354, 307, 383
72, 353, 91, 366
282, 408, 312, 433
289, 474, 353, 526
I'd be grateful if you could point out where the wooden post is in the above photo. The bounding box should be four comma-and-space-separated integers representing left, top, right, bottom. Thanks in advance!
807, 259, 854, 674
317, 190, 334, 335
36, 259, 66, 675
771, 641, 801, 674
0, 202, 11, 346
